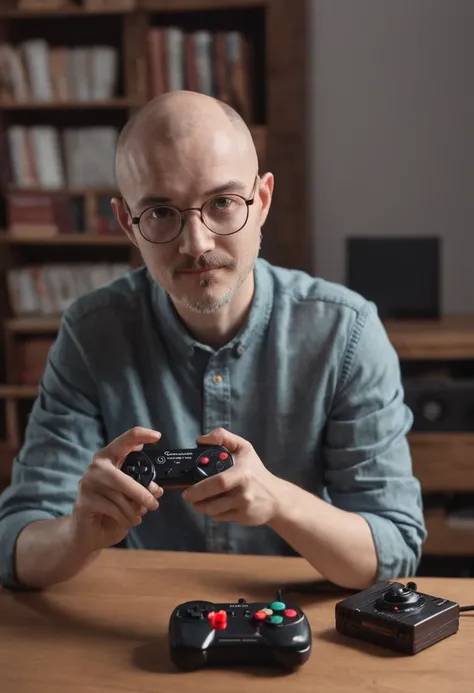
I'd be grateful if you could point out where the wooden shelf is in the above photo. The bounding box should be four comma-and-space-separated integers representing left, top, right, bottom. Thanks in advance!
385, 316, 474, 360
6, 186, 119, 196
6, 317, 61, 334
0, 6, 132, 19
0, 385, 37, 399
424, 509, 474, 556
409, 432, 474, 492
0, 98, 134, 110
139, 0, 264, 10
0, 232, 129, 246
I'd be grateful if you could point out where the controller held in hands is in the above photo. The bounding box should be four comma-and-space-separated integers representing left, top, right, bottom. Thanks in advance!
121, 444, 234, 488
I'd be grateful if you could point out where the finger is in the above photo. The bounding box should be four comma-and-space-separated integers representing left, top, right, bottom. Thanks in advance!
196, 427, 248, 454
80, 490, 142, 528
100, 427, 162, 467
183, 468, 238, 503
95, 485, 152, 525
87, 461, 159, 511
191, 489, 240, 517
148, 481, 163, 499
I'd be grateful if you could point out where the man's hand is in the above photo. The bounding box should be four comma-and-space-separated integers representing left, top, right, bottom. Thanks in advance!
70, 427, 163, 552
182, 428, 283, 525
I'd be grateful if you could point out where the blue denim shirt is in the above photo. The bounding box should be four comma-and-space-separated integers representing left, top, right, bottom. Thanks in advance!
0, 258, 426, 587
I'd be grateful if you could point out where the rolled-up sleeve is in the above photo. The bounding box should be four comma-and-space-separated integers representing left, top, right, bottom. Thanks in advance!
0, 313, 104, 588
323, 302, 427, 580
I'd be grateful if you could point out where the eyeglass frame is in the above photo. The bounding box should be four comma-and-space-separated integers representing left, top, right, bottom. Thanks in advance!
123, 174, 259, 245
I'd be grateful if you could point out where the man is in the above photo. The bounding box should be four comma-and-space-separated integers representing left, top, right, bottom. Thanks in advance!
0, 91, 426, 591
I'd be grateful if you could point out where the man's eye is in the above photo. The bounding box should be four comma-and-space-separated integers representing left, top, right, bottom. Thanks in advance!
151, 207, 173, 219
212, 197, 233, 209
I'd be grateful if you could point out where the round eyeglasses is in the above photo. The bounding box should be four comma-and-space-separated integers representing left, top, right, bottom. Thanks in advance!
129, 176, 258, 245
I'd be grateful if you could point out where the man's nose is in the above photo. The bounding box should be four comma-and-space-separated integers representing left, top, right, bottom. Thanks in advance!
178, 209, 215, 257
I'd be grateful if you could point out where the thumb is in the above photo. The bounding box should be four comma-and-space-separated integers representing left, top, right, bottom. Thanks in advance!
196, 427, 249, 454
102, 427, 162, 467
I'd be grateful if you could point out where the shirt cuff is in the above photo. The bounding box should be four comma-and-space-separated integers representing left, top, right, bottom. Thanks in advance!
0, 510, 56, 590
358, 511, 420, 581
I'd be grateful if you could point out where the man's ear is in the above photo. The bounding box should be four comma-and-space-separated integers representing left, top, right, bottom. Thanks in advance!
111, 197, 138, 247
257, 172, 274, 227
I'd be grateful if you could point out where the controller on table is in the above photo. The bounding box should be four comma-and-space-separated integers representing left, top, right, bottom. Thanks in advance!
168, 596, 312, 671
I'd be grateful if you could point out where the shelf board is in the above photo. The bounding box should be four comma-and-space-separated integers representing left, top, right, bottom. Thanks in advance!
6, 186, 119, 196
0, 385, 37, 399
0, 98, 134, 110
0, 232, 130, 246
0, 6, 132, 18
6, 317, 61, 334
385, 315, 474, 360
139, 0, 265, 9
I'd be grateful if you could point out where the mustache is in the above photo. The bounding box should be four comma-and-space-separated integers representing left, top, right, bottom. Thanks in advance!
175, 257, 235, 272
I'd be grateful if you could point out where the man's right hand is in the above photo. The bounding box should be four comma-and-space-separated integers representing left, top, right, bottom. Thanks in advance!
70, 427, 163, 552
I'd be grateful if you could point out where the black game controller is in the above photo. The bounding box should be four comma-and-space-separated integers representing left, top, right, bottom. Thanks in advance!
121, 444, 234, 488
168, 597, 312, 671
335, 580, 459, 654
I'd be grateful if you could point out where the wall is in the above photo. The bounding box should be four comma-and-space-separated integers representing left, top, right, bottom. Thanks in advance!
308, 0, 474, 314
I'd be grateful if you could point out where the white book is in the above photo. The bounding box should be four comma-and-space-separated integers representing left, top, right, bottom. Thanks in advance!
166, 27, 185, 91
7, 126, 35, 188
194, 30, 214, 96
63, 128, 81, 187
71, 47, 92, 101
30, 126, 65, 189
21, 39, 52, 101
90, 46, 118, 100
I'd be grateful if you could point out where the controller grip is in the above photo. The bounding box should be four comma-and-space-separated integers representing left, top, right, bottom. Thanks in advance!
169, 646, 208, 671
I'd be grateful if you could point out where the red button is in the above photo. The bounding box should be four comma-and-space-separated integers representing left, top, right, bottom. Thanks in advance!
200, 457, 210, 465
209, 609, 227, 629
284, 609, 297, 618
219, 452, 228, 460
254, 610, 266, 621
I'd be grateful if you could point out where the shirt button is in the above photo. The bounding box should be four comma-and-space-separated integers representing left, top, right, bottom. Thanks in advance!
214, 375, 222, 383
236, 346, 245, 356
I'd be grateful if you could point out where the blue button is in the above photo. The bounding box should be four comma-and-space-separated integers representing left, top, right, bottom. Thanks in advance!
269, 615, 283, 624
269, 601, 286, 611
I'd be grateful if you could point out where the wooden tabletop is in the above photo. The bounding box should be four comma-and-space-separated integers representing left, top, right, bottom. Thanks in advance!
0, 548, 473, 692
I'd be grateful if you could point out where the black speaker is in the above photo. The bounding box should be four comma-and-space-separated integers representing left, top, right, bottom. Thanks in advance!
403, 376, 474, 431
346, 237, 440, 319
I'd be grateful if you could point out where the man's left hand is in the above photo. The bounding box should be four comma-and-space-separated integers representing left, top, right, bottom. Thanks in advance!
182, 428, 283, 526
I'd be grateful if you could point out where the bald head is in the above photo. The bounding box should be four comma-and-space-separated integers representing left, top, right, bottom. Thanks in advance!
115, 91, 258, 194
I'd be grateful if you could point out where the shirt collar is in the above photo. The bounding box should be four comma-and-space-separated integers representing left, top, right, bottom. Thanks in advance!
147, 258, 274, 359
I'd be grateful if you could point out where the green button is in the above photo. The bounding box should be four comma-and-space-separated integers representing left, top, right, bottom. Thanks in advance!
269, 601, 286, 611
269, 615, 283, 624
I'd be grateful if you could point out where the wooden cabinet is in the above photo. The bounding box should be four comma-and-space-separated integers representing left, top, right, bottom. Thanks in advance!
385, 317, 474, 559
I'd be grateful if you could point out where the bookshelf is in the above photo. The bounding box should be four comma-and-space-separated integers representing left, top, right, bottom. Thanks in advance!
0, 0, 310, 488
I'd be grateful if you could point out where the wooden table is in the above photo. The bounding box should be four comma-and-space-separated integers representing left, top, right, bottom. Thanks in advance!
1, 549, 473, 692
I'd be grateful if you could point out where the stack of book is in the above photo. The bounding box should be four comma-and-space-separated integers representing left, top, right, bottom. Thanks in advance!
0, 39, 119, 103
